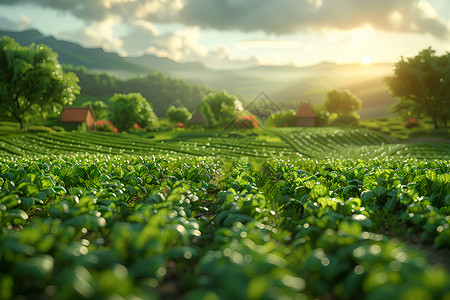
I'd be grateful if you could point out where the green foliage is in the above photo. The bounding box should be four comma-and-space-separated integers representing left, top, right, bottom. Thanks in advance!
25, 126, 55, 133
110, 93, 159, 132
200, 90, 242, 127
267, 109, 297, 127
324, 90, 362, 121
0, 36, 80, 129
82, 100, 109, 120
311, 104, 329, 126
329, 112, 360, 126
0, 154, 449, 299
360, 116, 450, 141
386, 47, 450, 129
166, 105, 192, 124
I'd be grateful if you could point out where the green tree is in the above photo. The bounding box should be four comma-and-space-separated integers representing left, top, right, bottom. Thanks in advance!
82, 100, 109, 120
385, 48, 449, 129
109, 93, 159, 131
324, 90, 362, 117
166, 105, 192, 124
200, 90, 242, 127
267, 110, 297, 127
0, 36, 80, 129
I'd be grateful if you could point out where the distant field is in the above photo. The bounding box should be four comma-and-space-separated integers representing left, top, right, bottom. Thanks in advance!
1, 127, 448, 160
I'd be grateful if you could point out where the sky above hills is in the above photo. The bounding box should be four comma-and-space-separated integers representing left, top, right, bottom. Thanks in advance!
0, 0, 449, 69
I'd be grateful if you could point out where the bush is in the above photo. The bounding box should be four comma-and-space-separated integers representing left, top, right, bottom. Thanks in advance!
267, 110, 297, 127
52, 126, 65, 132
329, 113, 360, 126
236, 115, 260, 129
26, 126, 54, 133
95, 120, 118, 133
404, 118, 420, 128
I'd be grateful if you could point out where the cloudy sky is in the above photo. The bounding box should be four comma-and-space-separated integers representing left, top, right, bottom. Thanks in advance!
0, 0, 449, 69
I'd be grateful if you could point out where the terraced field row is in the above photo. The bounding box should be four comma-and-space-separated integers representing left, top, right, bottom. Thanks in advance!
1, 127, 448, 160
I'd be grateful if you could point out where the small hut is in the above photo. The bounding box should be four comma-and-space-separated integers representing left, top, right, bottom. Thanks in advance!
296, 103, 317, 127
60, 107, 95, 130
189, 109, 208, 125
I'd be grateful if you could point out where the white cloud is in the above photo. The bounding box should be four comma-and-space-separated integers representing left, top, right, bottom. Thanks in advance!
325, 25, 377, 45
133, 19, 159, 36
389, 11, 403, 29
102, 0, 137, 9
134, 0, 183, 19
417, 0, 438, 18
82, 15, 123, 51
146, 26, 208, 61
3, 0, 449, 39
18, 15, 31, 30
179, 0, 450, 40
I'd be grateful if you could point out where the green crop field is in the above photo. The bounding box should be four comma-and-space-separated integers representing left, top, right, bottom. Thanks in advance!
1, 127, 449, 299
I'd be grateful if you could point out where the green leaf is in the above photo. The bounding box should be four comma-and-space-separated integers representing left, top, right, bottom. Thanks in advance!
372, 186, 388, 197
129, 256, 165, 279
17, 182, 39, 197
360, 190, 375, 202
7, 209, 29, 225
0, 194, 21, 209
18, 197, 35, 209
12, 255, 54, 281
223, 213, 254, 227
63, 214, 106, 230
310, 184, 329, 199
35, 176, 54, 190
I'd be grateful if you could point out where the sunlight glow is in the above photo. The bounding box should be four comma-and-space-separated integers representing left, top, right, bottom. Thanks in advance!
361, 55, 372, 65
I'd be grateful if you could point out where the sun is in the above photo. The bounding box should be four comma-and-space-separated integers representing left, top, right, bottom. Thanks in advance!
361, 55, 372, 65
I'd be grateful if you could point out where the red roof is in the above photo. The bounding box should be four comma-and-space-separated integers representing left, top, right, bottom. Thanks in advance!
60, 108, 94, 122
296, 103, 317, 118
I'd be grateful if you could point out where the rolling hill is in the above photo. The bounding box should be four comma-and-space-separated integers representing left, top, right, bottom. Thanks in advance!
0, 29, 154, 76
1, 29, 398, 119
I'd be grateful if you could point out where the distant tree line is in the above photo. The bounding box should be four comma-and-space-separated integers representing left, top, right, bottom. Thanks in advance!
267, 90, 362, 128
64, 65, 213, 116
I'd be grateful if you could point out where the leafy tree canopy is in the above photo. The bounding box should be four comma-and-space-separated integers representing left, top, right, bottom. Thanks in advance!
166, 106, 192, 124
324, 89, 362, 117
109, 93, 159, 131
200, 90, 243, 127
385, 47, 449, 129
0, 36, 80, 128
82, 100, 109, 120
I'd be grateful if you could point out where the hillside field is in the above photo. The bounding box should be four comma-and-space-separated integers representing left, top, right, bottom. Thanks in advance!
0, 127, 449, 299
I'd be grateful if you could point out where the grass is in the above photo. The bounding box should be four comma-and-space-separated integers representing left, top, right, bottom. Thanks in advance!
360, 117, 450, 141
0, 121, 60, 136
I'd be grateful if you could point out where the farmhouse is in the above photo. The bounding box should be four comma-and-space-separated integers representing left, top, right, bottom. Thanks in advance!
189, 109, 208, 125
60, 107, 95, 130
296, 103, 317, 127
